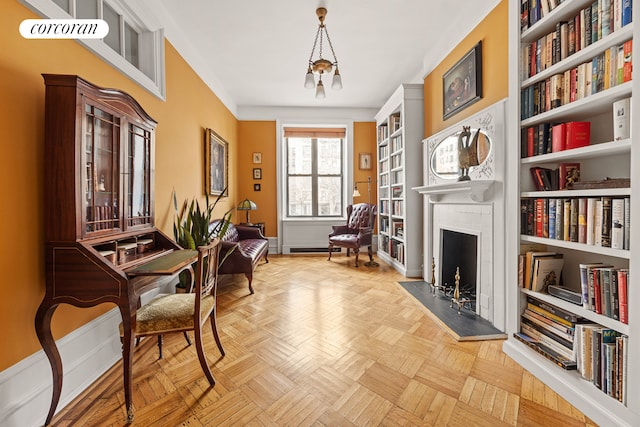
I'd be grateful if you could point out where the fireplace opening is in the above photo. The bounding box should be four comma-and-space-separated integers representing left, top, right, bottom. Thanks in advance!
440, 229, 478, 301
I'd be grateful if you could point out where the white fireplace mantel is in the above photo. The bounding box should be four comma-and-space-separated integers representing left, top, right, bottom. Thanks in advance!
413, 180, 495, 202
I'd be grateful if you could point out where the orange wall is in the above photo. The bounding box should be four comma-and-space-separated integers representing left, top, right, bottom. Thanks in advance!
236, 120, 377, 235
0, 1, 238, 370
424, 0, 508, 137
237, 121, 277, 234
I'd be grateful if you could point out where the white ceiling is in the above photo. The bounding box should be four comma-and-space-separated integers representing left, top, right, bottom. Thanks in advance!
132, 0, 501, 118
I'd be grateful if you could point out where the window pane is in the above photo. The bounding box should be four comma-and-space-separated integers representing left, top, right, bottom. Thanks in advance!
288, 176, 312, 216
53, 0, 69, 13
124, 22, 139, 67
287, 138, 311, 174
318, 177, 342, 216
103, 3, 121, 54
317, 138, 341, 175
76, 0, 97, 18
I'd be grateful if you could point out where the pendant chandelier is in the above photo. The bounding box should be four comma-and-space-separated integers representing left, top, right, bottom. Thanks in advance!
304, 7, 342, 99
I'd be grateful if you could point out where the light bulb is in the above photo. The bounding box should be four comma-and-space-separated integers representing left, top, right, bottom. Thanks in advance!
304, 66, 315, 89
332, 67, 342, 90
315, 79, 325, 99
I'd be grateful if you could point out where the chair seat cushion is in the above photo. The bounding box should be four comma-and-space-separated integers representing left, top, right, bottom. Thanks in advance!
329, 234, 358, 246
119, 294, 214, 336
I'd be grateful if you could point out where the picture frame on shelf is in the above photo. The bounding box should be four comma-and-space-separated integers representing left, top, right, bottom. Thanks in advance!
205, 128, 228, 196
443, 41, 482, 120
359, 152, 372, 170
253, 168, 262, 180
252, 152, 262, 164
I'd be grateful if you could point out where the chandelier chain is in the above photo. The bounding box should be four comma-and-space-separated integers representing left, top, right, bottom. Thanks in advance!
324, 25, 338, 64
308, 25, 321, 64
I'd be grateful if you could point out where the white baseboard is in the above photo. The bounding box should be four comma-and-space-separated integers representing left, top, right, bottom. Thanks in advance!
0, 277, 175, 427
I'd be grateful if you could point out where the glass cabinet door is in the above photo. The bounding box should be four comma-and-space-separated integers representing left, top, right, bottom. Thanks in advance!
126, 123, 152, 228
84, 104, 121, 234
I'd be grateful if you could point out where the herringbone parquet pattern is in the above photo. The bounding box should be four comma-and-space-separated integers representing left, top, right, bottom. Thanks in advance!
50, 255, 597, 426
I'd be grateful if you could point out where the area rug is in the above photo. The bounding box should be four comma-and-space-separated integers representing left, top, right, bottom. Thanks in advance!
398, 281, 506, 341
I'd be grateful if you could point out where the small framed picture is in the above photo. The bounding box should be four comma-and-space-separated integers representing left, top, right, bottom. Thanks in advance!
253, 168, 262, 180
254, 183, 261, 191
359, 152, 372, 170
252, 152, 262, 164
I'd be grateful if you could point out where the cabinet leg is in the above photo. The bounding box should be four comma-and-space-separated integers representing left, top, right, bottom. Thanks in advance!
119, 307, 136, 423
35, 302, 61, 426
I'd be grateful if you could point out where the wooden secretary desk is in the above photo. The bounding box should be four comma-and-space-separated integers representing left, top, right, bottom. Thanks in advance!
36, 74, 195, 424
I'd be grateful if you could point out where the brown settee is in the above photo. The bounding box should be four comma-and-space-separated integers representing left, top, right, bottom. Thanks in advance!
211, 221, 268, 294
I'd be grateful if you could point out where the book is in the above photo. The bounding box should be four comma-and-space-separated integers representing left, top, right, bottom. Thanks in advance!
531, 254, 564, 292
601, 196, 612, 247
617, 269, 628, 324
555, 198, 564, 240
565, 121, 590, 149
613, 97, 631, 141
569, 198, 579, 242
558, 162, 580, 190
611, 198, 625, 249
624, 197, 630, 250
578, 198, 587, 244
526, 251, 557, 289
579, 262, 603, 310
594, 199, 603, 246
586, 198, 596, 245
623, 39, 632, 82
513, 332, 577, 370
551, 123, 566, 151
521, 317, 573, 351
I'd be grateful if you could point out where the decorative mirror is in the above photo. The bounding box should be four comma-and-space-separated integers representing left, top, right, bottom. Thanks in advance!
430, 127, 491, 181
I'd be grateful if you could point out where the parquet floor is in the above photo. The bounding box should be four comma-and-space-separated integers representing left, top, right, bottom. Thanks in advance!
51, 255, 597, 426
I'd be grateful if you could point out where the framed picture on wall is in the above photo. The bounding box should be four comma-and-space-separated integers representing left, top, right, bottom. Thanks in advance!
359, 152, 372, 170
252, 152, 262, 164
443, 41, 483, 120
205, 128, 228, 196
253, 168, 262, 180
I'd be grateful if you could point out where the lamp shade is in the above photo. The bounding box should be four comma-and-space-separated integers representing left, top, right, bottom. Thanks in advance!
237, 199, 257, 211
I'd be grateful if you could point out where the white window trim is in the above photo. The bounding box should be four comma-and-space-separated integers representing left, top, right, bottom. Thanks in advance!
20, 0, 166, 100
276, 119, 354, 252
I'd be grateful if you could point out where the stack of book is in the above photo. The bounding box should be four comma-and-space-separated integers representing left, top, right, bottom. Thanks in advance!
514, 295, 584, 369
574, 324, 628, 404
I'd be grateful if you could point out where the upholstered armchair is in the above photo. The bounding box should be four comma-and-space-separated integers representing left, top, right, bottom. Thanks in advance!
328, 203, 377, 267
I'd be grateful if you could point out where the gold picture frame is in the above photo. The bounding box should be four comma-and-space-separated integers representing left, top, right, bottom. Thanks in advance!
359, 152, 372, 170
205, 128, 228, 196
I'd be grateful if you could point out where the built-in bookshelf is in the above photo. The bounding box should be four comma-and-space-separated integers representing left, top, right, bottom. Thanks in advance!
505, 1, 638, 425
375, 84, 423, 277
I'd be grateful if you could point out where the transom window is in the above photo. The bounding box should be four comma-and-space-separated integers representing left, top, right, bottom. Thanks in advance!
23, 0, 165, 98
285, 127, 345, 217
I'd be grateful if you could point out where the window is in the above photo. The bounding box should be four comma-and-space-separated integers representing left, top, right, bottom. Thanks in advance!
21, 0, 165, 99
285, 127, 345, 217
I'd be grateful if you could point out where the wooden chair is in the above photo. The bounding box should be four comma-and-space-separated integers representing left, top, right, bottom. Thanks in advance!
120, 239, 225, 386
328, 203, 377, 267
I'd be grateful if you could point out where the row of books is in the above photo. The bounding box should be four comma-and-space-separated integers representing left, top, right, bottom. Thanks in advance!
520, 196, 631, 250
390, 135, 403, 152
530, 162, 580, 191
377, 124, 389, 143
521, 0, 633, 78
521, 0, 633, 33
574, 323, 628, 403
390, 239, 405, 264
391, 220, 404, 238
86, 205, 118, 231
579, 263, 629, 322
522, 121, 590, 158
390, 113, 402, 133
521, 39, 632, 120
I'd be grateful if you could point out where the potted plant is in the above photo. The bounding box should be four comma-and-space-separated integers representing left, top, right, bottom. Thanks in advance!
172, 188, 232, 292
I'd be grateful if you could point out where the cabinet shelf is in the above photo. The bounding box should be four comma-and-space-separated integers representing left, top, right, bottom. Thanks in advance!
521, 0, 591, 42
521, 140, 631, 164
520, 235, 631, 258
521, 82, 632, 127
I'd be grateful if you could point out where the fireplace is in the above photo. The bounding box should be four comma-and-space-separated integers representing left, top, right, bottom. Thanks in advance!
440, 229, 478, 296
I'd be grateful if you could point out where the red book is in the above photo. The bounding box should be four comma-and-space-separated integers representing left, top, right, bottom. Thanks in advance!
623, 39, 632, 83
565, 121, 590, 149
593, 268, 602, 314
535, 198, 544, 237
527, 127, 535, 157
618, 269, 628, 324
551, 123, 566, 152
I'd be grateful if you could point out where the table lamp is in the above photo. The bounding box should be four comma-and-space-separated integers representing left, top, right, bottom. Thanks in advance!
237, 198, 257, 224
